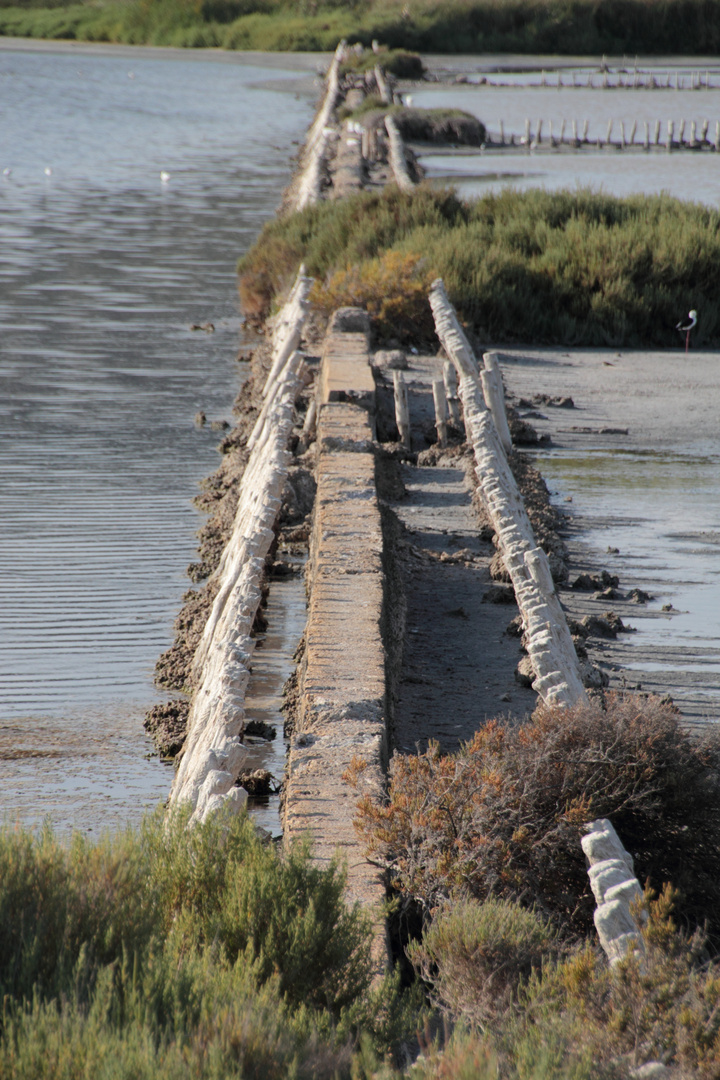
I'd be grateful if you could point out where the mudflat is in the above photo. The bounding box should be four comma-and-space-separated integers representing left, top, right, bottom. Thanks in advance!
500, 346, 720, 727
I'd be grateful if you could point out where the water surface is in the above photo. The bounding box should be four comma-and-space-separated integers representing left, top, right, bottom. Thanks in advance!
0, 45, 313, 831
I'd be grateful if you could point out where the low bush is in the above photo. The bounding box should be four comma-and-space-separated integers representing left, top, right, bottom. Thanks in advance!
411, 888, 720, 1078
408, 898, 558, 1028
0, 808, 410, 1078
310, 249, 434, 343
391, 106, 486, 145
237, 185, 720, 346
353, 693, 720, 942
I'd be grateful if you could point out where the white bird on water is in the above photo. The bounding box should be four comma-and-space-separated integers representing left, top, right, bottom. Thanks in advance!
44, 166, 52, 177
160, 170, 171, 184
676, 308, 697, 354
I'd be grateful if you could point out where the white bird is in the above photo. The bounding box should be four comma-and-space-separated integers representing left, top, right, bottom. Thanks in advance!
2, 167, 11, 178
676, 308, 697, 354
44, 166, 52, 177
160, 170, 171, 183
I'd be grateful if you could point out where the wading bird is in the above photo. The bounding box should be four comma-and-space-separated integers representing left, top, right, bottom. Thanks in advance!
676, 309, 697, 354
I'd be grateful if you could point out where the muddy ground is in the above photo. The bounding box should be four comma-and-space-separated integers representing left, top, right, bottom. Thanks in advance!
499, 346, 720, 730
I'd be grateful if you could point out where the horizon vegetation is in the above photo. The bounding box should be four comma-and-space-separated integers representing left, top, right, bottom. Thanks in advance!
3, 0, 720, 55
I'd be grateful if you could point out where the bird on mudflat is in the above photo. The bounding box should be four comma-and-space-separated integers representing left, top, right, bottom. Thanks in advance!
676, 309, 697, 354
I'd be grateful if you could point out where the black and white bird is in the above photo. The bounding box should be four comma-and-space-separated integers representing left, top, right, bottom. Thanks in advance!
676, 309, 697, 354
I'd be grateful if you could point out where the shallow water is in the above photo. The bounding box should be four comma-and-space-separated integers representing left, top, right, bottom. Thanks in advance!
414, 78, 720, 205
501, 349, 720, 726
0, 45, 314, 831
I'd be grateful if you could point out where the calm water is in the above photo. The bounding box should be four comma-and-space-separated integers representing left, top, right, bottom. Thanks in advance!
0, 44, 313, 831
414, 79, 720, 204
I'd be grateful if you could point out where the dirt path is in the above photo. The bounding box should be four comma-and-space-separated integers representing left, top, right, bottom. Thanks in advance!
382, 359, 537, 755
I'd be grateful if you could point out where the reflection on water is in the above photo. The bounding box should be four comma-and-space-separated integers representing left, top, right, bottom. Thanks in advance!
0, 46, 313, 832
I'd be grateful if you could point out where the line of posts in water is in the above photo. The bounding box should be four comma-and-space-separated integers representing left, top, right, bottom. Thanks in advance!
493, 116, 720, 151
486, 69, 719, 91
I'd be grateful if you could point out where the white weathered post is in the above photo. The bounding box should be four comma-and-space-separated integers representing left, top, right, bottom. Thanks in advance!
374, 64, 393, 105
582, 118, 589, 141
654, 118, 661, 145
481, 352, 513, 454
582, 819, 646, 966
443, 360, 461, 425
293, 40, 346, 211
384, 115, 416, 192
428, 279, 587, 708
701, 118, 709, 143
643, 120, 650, 149
499, 119, 505, 145
629, 119, 637, 145
606, 118, 613, 144
393, 369, 411, 448
667, 119, 674, 151
432, 378, 448, 447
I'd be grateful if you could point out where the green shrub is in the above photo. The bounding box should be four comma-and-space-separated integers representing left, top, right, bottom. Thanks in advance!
408, 899, 558, 1028
238, 185, 720, 346
353, 693, 720, 942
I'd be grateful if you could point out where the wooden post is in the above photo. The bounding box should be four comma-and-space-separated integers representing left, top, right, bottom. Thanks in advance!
654, 119, 661, 145
690, 120, 697, 146
582, 119, 589, 142
375, 64, 393, 105
536, 119, 543, 144
524, 117, 531, 144
572, 119, 578, 146
499, 119, 505, 145
393, 370, 411, 448
560, 118, 566, 143
606, 118, 613, 144
432, 378, 448, 447
384, 115, 415, 193
643, 120, 650, 149
715, 121, 720, 152
481, 352, 513, 454
620, 120, 626, 148
678, 118, 686, 144
549, 118, 555, 146
541, 69, 546, 86
443, 360, 461, 426
629, 120, 637, 145
701, 118, 709, 143
667, 119, 674, 151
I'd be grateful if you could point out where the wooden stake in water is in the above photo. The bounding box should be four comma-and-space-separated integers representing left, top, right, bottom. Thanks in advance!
536, 119, 543, 144
499, 119, 505, 145
701, 118, 709, 143
643, 120, 650, 150
582, 119, 589, 141
654, 119, 661, 145
690, 120, 697, 146
541, 69, 546, 87
560, 119, 567, 143
524, 117, 531, 144
606, 119, 613, 144
572, 118, 578, 146
629, 119, 637, 145
667, 119, 674, 151
715, 120, 720, 152
620, 120, 626, 148
678, 118, 686, 145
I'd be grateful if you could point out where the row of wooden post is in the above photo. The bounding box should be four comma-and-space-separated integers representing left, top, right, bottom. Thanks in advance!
522, 69, 717, 90
499, 116, 720, 151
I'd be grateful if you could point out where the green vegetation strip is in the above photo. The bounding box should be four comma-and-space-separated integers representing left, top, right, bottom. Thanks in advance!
4, 0, 720, 55
239, 184, 719, 348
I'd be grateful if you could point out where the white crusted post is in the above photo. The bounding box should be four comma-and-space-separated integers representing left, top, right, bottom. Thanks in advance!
582, 818, 646, 966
